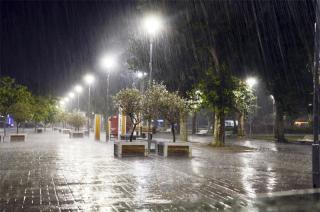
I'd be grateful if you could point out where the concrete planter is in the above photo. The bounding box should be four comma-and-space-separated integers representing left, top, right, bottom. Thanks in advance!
157, 142, 192, 157
10, 134, 26, 142
36, 128, 43, 133
62, 129, 71, 134
114, 141, 148, 158
69, 131, 84, 138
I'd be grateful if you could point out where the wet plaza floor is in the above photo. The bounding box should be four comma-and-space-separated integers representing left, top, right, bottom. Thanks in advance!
0, 130, 312, 211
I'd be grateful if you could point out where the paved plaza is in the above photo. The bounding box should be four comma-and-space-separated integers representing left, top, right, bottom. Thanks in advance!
0, 130, 312, 211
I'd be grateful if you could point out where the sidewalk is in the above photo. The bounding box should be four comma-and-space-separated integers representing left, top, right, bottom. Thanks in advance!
0, 130, 312, 210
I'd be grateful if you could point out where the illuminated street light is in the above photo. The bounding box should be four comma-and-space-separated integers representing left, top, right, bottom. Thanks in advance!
74, 85, 83, 112
100, 54, 116, 70
246, 77, 257, 89
245, 77, 258, 138
69, 92, 75, 98
100, 54, 117, 139
74, 85, 83, 94
143, 14, 163, 87
143, 14, 163, 36
83, 73, 95, 136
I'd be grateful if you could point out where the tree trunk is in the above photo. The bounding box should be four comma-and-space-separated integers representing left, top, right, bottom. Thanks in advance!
233, 114, 238, 135
35, 121, 37, 132
130, 124, 137, 142
192, 112, 197, 134
16, 123, 19, 134
212, 111, 225, 146
179, 115, 188, 142
275, 100, 286, 142
171, 124, 176, 142
238, 111, 245, 137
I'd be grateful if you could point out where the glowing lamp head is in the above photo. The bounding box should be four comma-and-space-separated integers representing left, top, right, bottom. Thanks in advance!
84, 74, 95, 85
69, 92, 75, 98
143, 14, 163, 35
136, 71, 144, 79
74, 85, 83, 93
100, 54, 116, 70
246, 77, 257, 89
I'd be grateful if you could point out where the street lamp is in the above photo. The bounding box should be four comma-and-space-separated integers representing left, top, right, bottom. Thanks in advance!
246, 77, 257, 89
246, 77, 258, 138
143, 14, 163, 87
84, 73, 95, 136
74, 85, 83, 112
100, 54, 117, 140
270, 95, 275, 136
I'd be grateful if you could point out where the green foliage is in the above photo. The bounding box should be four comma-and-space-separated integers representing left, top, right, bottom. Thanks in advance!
142, 82, 168, 121
233, 79, 257, 117
67, 112, 86, 131
198, 64, 237, 114
159, 91, 188, 126
8, 101, 33, 133
0, 77, 32, 115
113, 88, 143, 119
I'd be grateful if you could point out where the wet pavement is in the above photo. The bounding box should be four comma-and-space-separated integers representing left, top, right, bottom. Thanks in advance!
0, 130, 312, 211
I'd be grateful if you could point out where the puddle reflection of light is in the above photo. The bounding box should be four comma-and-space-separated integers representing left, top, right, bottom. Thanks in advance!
266, 166, 277, 193
240, 157, 257, 198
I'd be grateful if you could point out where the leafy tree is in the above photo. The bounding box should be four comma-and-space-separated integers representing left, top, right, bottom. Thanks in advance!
113, 88, 143, 142
8, 101, 33, 134
32, 96, 49, 131
67, 112, 86, 131
142, 82, 171, 141
0, 77, 33, 134
198, 65, 238, 146
159, 91, 188, 142
233, 79, 257, 136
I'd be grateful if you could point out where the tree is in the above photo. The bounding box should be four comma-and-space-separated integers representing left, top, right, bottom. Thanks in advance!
198, 65, 238, 146
8, 101, 33, 134
113, 88, 143, 142
233, 80, 257, 137
159, 91, 188, 142
67, 112, 86, 131
32, 96, 49, 131
142, 82, 169, 140
0, 77, 33, 134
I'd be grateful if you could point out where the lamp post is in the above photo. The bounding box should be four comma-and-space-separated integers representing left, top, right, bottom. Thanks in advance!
74, 85, 83, 112
84, 74, 95, 136
270, 95, 275, 136
246, 77, 257, 138
143, 14, 163, 87
68, 92, 75, 111
100, 54, 116, 140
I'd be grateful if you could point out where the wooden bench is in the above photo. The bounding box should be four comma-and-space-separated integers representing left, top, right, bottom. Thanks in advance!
69, 132, 84, 138
114, 142, 148, 158
10, 134, 26, 142
62, 129, 71, 134
157, 142, 192, 157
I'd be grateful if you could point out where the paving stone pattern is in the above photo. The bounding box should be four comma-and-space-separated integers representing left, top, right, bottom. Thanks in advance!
0, 131, 312, 211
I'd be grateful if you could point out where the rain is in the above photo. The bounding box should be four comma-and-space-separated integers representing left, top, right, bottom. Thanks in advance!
0, 0, 320, 211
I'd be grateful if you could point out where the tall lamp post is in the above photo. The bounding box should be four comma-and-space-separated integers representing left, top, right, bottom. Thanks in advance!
74, 85, 83, 112
84, 74, 95, 136
68, 92, 75, 111
246, 77, 257, 138
100, 54, 116, 140
143, 14, 163, 87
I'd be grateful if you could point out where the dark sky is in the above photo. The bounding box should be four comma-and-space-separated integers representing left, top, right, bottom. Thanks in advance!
0, 0, 136, 96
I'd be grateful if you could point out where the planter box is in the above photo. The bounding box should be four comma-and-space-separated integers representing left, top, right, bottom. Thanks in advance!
157, 142, 192, 157
69, 131, 84, 138
62, 129, 71, 134
114, 141, 148, 158
36, 128, 43, 133
10, 134, 26, 142
120, 134, 137, 141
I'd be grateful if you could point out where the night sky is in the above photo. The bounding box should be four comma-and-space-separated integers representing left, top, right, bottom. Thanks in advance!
1, 0, 136, 96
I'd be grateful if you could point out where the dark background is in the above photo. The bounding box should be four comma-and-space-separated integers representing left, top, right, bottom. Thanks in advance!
0, 0, 136, 96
